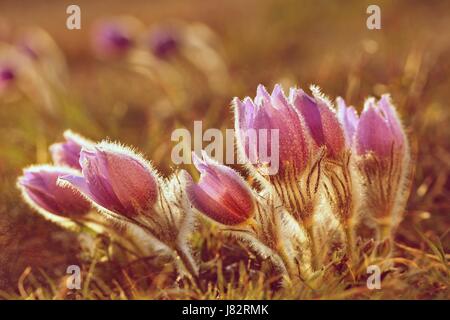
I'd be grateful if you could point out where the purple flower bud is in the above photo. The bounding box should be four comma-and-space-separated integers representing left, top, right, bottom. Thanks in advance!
149, 27, 179, 59
290, 88, 345, 158
234, 84, 310, 177
355, 95, 405, 159
17, 166, 90, 217
58, 142, 158, 219
336, 97, 359, 147
49, 130, 94, 170
92, 18, 138, 58
185, 152, 254, 225
0, 65, 15, 92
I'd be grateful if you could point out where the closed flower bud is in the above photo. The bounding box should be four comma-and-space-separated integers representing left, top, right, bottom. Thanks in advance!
49, 130, 94, 170
148, 27, 179, 59
185, 151, 254, 225
234, 84, 310, 178
290, 87, 345, 158
17, 165, 90, 218
58, 142, 158, 219
353, 95, 411, 240
0, 64, 15, 93
355, 95, 405, 159
92, 17, 141, 59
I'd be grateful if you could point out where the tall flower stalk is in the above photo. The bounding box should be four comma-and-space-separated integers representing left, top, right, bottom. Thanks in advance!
351, 95, 412, 242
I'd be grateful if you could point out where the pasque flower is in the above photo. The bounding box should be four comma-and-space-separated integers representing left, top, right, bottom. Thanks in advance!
185, 151, 254, 225
0, 64, 15, 92
58, 142, 158, 219
345, 95, 411, 241
234, 84, 311, 178
149, 27, 179, 59
17, 165, 90, 218
92, 17, 141, 58
235, 85, 351, 270
49, 130, 94, 170
355, 95, 405, 159
290, 87, 345, 158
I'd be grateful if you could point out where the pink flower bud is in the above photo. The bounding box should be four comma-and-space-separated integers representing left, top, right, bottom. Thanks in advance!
49, 130, 94, 170
17, 166, 90, 217
234, 84, 310, 177
290, 88, 345, 158
185, 152, 254, 225
58, 142, 158, 219
355, 95, 405, 159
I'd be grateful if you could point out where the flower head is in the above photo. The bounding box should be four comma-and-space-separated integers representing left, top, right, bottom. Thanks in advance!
290, 87, 345, 158
149, 27, 179, 59
0, 64, 15, 92
355, 95, 405, 159
58, 142, 158, 219
49, 130, 94, 170
234, 84, 310, 177
92, 17, 140, 58
185, 151, 254, 225
17, 165, 90, 218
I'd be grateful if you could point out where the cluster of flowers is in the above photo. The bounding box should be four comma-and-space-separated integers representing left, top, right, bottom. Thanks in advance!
17, 84, 412, 283
0, 17, 215, 96
0, 27, 67, 108
91, 16, 181, 60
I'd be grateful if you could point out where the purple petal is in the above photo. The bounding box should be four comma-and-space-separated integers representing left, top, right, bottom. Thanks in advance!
49, 131, 92, 169
187, 152, 254, 225
378, 95, 405, 150
64, 144, 159, 219
234, 84, 311, 176
337, 97, 359, 146
291, 89, 325, 146
18, 167, 90, 217
355, 100, 393, 158
292, 89, 345, 158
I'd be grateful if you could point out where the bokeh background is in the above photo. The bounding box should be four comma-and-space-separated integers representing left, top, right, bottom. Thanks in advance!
0, 0, 449, 297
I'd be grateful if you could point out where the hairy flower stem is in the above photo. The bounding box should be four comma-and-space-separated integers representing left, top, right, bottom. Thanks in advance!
111, 214, 200, 285
272, 213, 297, 282
174, 245, 200, 288
276, 244, 296, 283
304, 222, 318, 271
343, 222, 355, 266
270, 178, 318, 272
376, 221, 393, 243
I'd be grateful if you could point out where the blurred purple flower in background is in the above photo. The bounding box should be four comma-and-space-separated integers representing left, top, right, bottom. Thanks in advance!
92, 17, 141, 59
0, 64, 15, 92
149, 27, 180, 59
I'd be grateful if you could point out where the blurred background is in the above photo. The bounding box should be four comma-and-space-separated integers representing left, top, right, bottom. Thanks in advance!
0, 0, 449, 295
